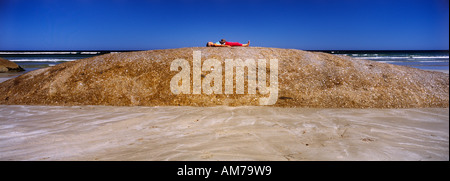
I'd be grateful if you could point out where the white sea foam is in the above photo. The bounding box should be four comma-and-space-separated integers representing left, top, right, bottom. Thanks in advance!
0, 52, 101, 55
410, 56, 449, 59
356, 56, 449, 60
378, 61, 448, 63
0, 52, 72, 55
9, 59, 77, 62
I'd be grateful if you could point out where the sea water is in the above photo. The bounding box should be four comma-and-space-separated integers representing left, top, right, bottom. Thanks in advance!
0, 51, 116, 74
326, 50, 449, 73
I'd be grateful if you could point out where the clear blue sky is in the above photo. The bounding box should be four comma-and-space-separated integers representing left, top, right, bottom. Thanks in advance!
0, 0, 448, 50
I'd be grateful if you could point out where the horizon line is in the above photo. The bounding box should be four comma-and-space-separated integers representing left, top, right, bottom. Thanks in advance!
0, 48, 449, 52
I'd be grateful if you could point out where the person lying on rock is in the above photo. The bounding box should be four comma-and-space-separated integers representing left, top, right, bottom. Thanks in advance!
206, 39, 250, 47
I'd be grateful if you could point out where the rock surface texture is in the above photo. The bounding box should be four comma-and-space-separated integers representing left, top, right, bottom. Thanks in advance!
0, 47, 448, 108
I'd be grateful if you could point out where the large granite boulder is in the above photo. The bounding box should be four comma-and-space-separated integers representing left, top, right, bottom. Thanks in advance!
0, 47, 448, 108
0, 57, 25, 73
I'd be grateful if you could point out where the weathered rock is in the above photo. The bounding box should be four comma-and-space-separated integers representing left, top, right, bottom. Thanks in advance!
0, 47, 448, 108
0, 57, 25, 73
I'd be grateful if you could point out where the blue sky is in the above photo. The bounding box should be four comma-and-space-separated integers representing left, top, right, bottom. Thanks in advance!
0, 0, 448, 50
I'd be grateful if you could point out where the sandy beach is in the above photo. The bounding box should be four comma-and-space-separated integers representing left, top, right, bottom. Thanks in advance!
0, 73, 21, 83
0, 105, 447, 161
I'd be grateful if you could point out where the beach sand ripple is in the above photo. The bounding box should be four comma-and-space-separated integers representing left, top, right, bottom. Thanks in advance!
0, 105, 447, 161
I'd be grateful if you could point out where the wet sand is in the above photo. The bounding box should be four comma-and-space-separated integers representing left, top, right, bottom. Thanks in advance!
0, 73, 20, 83
0, 105, 447, 161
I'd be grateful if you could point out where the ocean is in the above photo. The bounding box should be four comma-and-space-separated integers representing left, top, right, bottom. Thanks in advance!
321, 50, 449, 73
0, 51, 120, 74
1, 50, 448, 76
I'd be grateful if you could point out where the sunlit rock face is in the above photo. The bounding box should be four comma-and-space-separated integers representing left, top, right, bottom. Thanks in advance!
0, 57, 24, 73
0, 47, 448, 108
